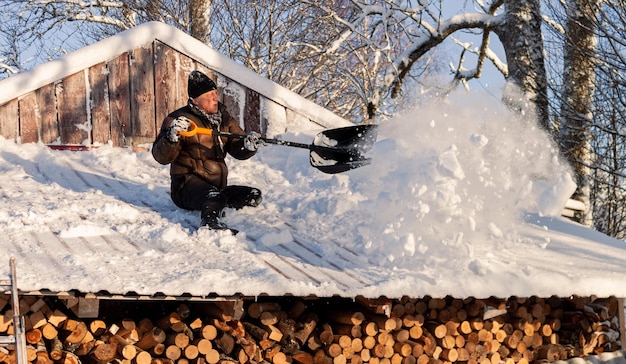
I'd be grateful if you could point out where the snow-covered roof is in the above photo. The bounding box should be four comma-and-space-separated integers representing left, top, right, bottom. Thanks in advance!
2, 88, 626, 299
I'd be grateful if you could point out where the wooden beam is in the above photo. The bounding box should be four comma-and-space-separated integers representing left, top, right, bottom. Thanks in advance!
618, 298, 625, 350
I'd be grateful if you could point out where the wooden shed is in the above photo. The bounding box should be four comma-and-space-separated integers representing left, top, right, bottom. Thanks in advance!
0, 21, 350, 148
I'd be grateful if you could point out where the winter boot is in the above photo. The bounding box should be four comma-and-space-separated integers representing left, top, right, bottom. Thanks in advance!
225, 186, 263, 209
199, 192, 238, 234
244, 188, 262, 208
200, 215, 239, 235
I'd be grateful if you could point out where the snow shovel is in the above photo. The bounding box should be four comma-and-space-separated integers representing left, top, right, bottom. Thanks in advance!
179, 121, 378, 174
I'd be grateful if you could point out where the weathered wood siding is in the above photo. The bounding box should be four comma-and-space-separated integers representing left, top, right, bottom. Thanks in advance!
0, 40, 290, 147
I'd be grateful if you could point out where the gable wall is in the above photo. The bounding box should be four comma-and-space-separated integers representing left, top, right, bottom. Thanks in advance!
0, 41, 311, 147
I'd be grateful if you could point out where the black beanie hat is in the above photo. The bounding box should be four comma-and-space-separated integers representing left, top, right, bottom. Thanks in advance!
188, 70, 217, 98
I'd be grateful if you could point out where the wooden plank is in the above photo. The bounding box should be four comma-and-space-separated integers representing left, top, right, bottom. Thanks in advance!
618, 298, 625, 349
244, 88, 261, 132
154, 42, 180, 126
0, 98, 18, 141
178, 54, 195, 102
108, 53, 132, 147
130, 44, 156, 146
221, 77, 242, 125
38, 83, 60, 144
258, 98, 270, 135
57, 70, 90, 145
18, 92, 39, 143
89, 62, 111, 144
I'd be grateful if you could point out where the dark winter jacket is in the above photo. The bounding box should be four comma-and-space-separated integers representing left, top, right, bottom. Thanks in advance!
152, 102, 256, 190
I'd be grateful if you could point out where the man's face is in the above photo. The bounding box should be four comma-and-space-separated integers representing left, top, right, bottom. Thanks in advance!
192, 89, 219, 114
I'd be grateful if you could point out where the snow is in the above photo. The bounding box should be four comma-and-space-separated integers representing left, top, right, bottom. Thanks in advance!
555, 351, 626, 364
2, 20, 626, 301
3, 88, 626, 300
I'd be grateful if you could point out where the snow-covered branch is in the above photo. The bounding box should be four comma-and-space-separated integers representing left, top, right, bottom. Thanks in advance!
66, 14, 132, 28
0, 59, 18, 75
389, 11, 503, 98
297, 0, 508, 120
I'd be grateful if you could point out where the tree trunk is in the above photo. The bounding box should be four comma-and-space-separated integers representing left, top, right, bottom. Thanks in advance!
558, 0, 600, 227
189, 0, 212, 44
497, 0, 550, 132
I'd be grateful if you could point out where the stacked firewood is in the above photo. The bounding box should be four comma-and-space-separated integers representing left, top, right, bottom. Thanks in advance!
0, 295, 622, 364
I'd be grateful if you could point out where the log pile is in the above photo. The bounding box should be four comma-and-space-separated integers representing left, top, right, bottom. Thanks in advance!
0, 295, 622, 364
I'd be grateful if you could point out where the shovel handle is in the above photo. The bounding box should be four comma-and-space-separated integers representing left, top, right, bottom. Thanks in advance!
177, 121, 213, 137
175, 120, 377, 174
178, 120, 366, 154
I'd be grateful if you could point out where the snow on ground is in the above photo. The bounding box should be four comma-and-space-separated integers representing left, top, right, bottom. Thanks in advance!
2, 89, 626, 299
555, 351, 626, 364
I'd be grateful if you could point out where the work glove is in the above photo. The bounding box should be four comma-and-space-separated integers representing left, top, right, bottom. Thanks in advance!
166, 116, 191, 143
244, 131, 264, 151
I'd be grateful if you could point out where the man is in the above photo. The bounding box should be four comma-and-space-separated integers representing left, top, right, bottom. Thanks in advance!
152, 70, 263, 233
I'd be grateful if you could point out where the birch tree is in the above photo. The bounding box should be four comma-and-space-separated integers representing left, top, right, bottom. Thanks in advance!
498, 1, 549, 131
584, 0, 626, 236
189, 0, 212, 43
557, 0, 600, 226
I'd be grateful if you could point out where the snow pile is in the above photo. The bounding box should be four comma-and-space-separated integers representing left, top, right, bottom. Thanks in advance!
285, 90, 576, 266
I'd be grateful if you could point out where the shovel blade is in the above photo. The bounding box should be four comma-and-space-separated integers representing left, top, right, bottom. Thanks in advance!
309, 124, 378, 173
310, 154, 373, 174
